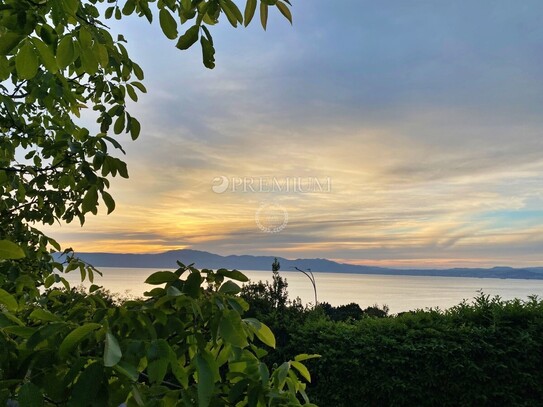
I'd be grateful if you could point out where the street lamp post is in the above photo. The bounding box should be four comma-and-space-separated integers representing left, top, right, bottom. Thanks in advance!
292, 266, 318, 306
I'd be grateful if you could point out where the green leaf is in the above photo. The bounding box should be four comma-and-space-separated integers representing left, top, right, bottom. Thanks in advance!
294, 353, 320, 362
59, 323, 101, 359
104, 331, 122, 367
79, 28, 92, 48
290, 360, 311, 382
57, 36, 75, 69
244, 0, 257, 26
201, 25, 213, 44
16, 41, 38, 80
0, 240, 25, 260
147, 339, 170, 384
122, 0, 136, 15
243, 318, 276, 348
144, 271, 179, 285
254, 322, 276, 349
196, 352, 218, 407
0, 32, 24, 55
276, 1, 292, 24
65, 261, 79, 273
89, 284, 101, 293
219, 0, 242, 27
18, 382, 43, 407
70, 362, 107, 406
176, 25, 199, 50
44, 274, 55, 288
48, 237, 61, 251
219, 310, 248, 348
273, 362, 289, 387
101, 190, 115, 214
219, 280, 241, 294
228, 378, 249, 403
131, 81, 147, 93
132, 63, 144, 80
200, 35, 215, 69
105, 6, 114, 19
114, 361, 139, 382
217, 269, 249, 282
226, 0, 244, 22
117, 160, 129, 178
64, 0, 79, 15
228, 297, 249, 313
129, 117, 141, 140
260, 2, 268, 30
82, 186, 98, 214
171, 355, 189, 389
3, 325, 35, 338
60, 277, 71, 290
1, 311, 24, 326
183, 271, 202, 298
159, 9, 178, 40
0, 56, 9, 80
95, 43, 109, 67
114, 113, 125, 134
80, 266, 87, 282
0, 289, 18, 312
29, 308, 61, 322
259, 362, 270, 385
139, 2, 153, 22
39, 24, 56, 45
131, 385, 145, 407
126, 83, 138, 102
166, 286, 183, 296
32, 37, 58, 73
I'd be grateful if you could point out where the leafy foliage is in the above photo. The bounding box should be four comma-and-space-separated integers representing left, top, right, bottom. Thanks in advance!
241, 262, 291, 313
318, 301, 389, 321
0, 264, 316, 406
0, 0, 293, 287
273, 294, 543, 407
241, 270, 543, 406
0, 0, 315, 405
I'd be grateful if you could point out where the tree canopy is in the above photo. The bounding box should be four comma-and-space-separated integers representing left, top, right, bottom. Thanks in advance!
0, 1, 317, 405
0, 0, 291, 260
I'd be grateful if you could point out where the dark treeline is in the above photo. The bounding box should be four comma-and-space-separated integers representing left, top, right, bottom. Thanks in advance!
241, 264, 543, 407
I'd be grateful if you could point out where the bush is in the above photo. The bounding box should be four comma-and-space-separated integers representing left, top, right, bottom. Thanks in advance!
0, 265, 316, 406
275, 294, 543, 407
318, 302, 389, 322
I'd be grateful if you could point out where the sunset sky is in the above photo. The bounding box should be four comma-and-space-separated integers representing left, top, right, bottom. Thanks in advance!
46, 0, 543, 268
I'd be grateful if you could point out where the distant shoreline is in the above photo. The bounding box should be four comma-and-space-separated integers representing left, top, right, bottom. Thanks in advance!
92, 265, 543, 282
69, 249, 543, 280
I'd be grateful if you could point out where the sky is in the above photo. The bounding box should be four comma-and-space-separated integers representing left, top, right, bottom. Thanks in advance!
46, 0, 543, 268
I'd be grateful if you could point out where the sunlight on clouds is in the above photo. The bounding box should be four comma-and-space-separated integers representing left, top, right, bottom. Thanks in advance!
44, 1, 543, 267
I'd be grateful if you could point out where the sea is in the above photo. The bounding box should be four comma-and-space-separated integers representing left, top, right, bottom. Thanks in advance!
63, 267, 543, 314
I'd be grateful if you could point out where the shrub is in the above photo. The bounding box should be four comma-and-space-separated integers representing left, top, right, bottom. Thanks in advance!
278, 295, 543, 407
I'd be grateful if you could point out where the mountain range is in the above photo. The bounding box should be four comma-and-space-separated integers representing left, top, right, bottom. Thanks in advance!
74, 249, 543, 280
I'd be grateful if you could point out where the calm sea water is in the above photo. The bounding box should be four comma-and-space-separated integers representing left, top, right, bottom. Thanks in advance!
63, 267, 543, 314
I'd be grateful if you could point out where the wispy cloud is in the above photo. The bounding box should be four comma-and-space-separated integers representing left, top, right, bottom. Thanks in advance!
45, 0, 543, 267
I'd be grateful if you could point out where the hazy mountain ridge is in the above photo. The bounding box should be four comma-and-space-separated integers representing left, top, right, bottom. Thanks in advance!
73, 249, 543, 280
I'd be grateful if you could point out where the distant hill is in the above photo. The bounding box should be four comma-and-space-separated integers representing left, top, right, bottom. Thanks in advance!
73, 249, 543, 280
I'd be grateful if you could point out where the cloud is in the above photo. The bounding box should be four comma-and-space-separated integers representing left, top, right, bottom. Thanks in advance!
44, 1, 543, 267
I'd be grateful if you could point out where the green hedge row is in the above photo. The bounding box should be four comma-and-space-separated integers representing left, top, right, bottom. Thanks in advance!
271, 295, 543, 407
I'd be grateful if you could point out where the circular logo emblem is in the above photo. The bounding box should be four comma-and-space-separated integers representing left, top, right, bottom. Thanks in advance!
255, 202, 288, 233
212, 176, 229, 194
